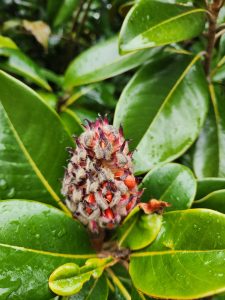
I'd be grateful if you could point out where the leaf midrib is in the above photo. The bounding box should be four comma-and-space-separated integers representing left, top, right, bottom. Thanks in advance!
67, 36, 155, 87
107, 269, 131, 300
85, 277, 99, 300
2, 106, 71, 216
125, 8, 206, 47
131, 249, 225, 257
0, 242, 95, 259
136, 53, 202, 151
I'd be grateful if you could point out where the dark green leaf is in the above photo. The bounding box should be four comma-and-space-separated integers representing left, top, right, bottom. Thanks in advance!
140, 163, 196, 211
69, 274, 108, 300
114, 54, 208, 174
37, 91, 58, 110
73, 107, 98, 122
213, 63, 225, 82
107, 268, 131, 300
0, 48, 51, 90
212, 292, 225, 300
194, 190, 225, 213
51, 0, 79, 27
119, 0, 206, 53
130, 209, 225, 299
64, 36, 160, 89
196, 178, 225, 199
0, 200, 94, 300
0, 71, 72, 211
131, 286, 152, 300
193, 84, 225, 178
117, 206, 162, 250
60, 108, 83, 136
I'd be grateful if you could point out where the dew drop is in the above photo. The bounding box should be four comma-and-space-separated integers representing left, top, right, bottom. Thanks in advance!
57, 228, 66, 238
0, 179, 7, 190
7, 187, 15, 198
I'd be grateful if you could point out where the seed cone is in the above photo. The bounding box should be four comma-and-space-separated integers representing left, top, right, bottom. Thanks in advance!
62, 117, 141, 233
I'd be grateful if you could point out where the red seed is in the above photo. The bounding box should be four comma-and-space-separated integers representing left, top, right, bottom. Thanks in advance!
126, 198, 135, 211
100, 140, 106, 148
121, 194, 129, 201
124, 175, 136, 189
126, 202, 132, 211
86, 207, 93, 214
104, 208, 114, 219
102, 182, 108, 188
87, 193, 95, 204
106, 192, 113, 202
114, 170, 124, 178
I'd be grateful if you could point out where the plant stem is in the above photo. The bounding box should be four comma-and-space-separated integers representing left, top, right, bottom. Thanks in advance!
76, 0, 92, 38
72, 0, 85, 34
106, 269, 131, 300
204, 0, 224, 78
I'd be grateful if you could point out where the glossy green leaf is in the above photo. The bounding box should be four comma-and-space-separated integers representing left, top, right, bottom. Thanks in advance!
130, 209, 225, 299
212, 35, 225, 82
0, 48, 51, 90
218, 33, 225, 59
193, 190, 225, 213
64, 36, 160, 89
212, 35, 225, 81
196, 178, 225, 199
69, 274, 108, 300
193, 84, 225, 178
140, 163, 196, 211
60, 108, 84, 136
37, 91, 58, 110
0, 71, 72, 212
117, 206, 162, 250
0, 200, 94, 300
0, 35, 18, 49
119, 0, 206, 53
114, 54, 209, 174
47, 0, 62, 20
40, 68, 64, 87
72, 107, 98, 122
213, 63, 225, 82
49, 258, 113, 296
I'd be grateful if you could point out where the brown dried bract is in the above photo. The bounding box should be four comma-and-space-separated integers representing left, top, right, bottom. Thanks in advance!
139, 199, 171, 215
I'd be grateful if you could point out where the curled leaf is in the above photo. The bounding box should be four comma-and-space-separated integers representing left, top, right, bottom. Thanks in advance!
23, 20, 51, 50
49, 257, 114, 296
117, 206, 162, 250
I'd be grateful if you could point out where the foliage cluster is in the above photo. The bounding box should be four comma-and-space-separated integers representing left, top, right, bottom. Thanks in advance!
1, 0, 225, 299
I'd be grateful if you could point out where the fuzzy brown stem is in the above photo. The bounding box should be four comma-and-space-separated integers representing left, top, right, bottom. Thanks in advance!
204, 0, 224, 78
90, 228, 105, 252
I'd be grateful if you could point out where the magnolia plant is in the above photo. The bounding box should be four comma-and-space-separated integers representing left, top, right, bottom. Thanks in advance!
1, 0, 225, 299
